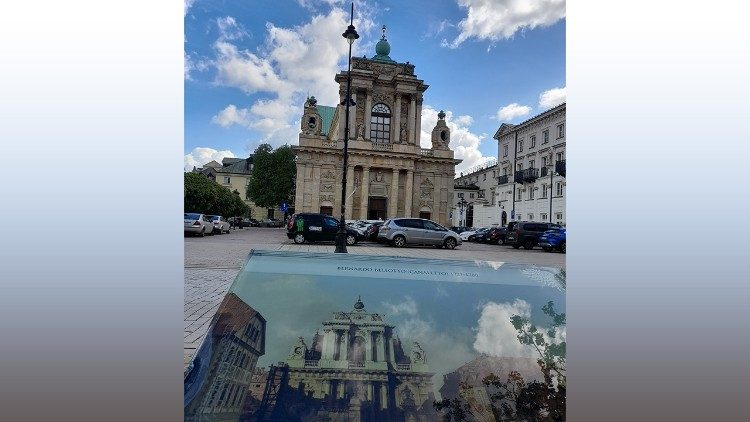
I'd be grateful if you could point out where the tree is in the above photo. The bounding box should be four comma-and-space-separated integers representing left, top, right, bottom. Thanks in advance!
246, 143, 296, 209
435, 269, 566, 421
184, 172, 248, 217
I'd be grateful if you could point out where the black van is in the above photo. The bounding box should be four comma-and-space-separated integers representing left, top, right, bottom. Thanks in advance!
505, 221, 562, 250
286, 213, 359, 245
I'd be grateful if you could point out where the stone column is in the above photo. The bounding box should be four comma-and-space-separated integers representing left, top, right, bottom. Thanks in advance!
364, 90, 372, 140
295, 163, 306, 211
388, 169, 399, 218
311, 166, 321, 212
359, 166, 370, 219
321, 329, 329, 359
433, 173, 441, 221
388, 337, 395, 363
380, 382, 388, 409
404, 170, 414, 217
393, 94, 401, 143
343, 330, 350, 361
365, 331, 372, 362
368, 383, 375, 401
408, 95, 416, 144
415, 96, 423, 146
346, 165, 356, 219
348, 91, 357, 140
377, 332, 386, 362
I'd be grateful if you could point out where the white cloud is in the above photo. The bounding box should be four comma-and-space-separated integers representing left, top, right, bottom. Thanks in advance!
446, 0, 566, 48
217, 16, 249, 41
420, 106, 496, 175
382, 296, 418, 316
539, 86, 566, 109
212, 104, 251, 127
184, 147, 237, 171
473, 299, 536, 358
496, 103, 532, 121
208, 8, 376, 145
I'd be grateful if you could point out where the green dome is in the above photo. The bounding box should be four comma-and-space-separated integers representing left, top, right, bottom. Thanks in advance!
375, 38, 391, 56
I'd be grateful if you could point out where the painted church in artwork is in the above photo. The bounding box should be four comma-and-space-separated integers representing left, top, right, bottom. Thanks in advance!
251, 297, 437, 422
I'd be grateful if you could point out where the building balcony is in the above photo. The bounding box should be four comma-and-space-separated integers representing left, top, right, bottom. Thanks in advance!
556, 160, 566, 177
513, 173, 525, 183
521, 168, 539, 183
498, 175, 509, 185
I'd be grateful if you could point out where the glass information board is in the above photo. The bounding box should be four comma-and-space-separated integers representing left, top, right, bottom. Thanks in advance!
184, 251, 566, 421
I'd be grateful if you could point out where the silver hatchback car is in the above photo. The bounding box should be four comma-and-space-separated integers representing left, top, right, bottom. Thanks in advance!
378, 218, 462, 249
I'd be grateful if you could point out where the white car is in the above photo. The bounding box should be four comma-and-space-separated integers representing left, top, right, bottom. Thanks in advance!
459, 230, 477, 241
184, 213, 214, 237
207, 215, 230, 234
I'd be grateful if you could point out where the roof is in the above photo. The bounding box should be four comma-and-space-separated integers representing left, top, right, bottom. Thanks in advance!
494, 102, 566, 140
317, 105, 336, 136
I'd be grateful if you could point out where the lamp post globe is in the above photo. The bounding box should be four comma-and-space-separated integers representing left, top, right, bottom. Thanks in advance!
335, 2, 359, 254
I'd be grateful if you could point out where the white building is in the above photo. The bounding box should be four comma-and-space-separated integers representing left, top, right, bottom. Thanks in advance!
451, 159, 502, 228
495, 103, 566, 226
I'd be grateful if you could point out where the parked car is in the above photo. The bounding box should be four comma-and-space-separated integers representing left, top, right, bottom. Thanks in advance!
505, 221, 563, 250
206, 215, 230, 234
286, 213, 359, 245
243, 218, 260, 227
468, 227, 490, 242
184, 213, 213, 237
260, 218, 284, 228
378, 218, 462, 249
459, 229, 477, 241
539, 228, 566, 253
482, 226, 508, 244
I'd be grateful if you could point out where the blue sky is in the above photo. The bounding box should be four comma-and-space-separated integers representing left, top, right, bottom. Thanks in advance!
184, 0, 566, 173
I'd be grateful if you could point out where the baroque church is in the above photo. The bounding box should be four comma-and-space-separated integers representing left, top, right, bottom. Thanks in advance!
293, 28, 460, 226
250, 297, 437, 422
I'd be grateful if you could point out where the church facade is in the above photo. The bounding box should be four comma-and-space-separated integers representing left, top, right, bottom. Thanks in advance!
293, 30, 460, 226
253, 297, 437, 421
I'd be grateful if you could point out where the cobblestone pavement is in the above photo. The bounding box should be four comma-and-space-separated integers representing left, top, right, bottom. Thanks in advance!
184, 227, 565, 365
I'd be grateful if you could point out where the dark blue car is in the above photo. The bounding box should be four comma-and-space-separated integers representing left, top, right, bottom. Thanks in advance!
539, 228, 566, 253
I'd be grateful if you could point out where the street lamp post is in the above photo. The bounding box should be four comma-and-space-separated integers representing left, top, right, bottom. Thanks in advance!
335, 3, 359, 253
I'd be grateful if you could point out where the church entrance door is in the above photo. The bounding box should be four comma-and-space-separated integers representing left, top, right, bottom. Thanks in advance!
368, 197, 387, 220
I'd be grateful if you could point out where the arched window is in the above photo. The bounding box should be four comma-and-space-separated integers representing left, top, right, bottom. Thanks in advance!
370, 103, 391, 144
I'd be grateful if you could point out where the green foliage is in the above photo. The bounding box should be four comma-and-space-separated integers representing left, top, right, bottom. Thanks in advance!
184, 172, 248, 217
434, 269, 566, 421
246, 143, 297, 209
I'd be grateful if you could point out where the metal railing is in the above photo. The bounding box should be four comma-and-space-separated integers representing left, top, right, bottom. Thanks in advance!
304, 360, 319, 367
419, 148, 433, 156
372, 143, 393, 151
498, 175, 509, 185
348, 361, 365, 368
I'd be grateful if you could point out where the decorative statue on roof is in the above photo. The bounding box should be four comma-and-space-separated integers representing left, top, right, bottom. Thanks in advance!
411, 341, 426, 364
289, 336, 307, 360
301, 96, 322, 136
430, 109, 451, 150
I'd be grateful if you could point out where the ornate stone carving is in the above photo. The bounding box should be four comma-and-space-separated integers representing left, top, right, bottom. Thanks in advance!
321, 170, 336, 180
352, 58, 372, 71
410, 341, 426, 364
357, 123, 365, 140
400, 123, 407, 143
321, 183, 334, 192
289, 336, 307, 359
374, 171, 385, 183
319, 194, 334, 203
372, 92, 391, 105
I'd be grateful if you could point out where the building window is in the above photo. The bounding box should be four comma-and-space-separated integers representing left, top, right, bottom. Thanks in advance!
528, 213, 534, 221
516, 163, 523, 171
530, 135, 536, 148
503, 145, 508, 157
557, 123, 565, 138
503, 167, 508, 175
458, 192, 464, 199
518, 139, 524, 152
470, 193, 474, 199
529, 187, 535, 199
483, 174, 487, 181
492, 170, 496, 177
529, 159, 535, 169
223, 176, 231, 184
370, 103, 391, 144
516, 190, 522, 200
478, 190, 485, 199
556, 151, 564, 162
556, 181, 564, 196
542, 156, 548, 167
542, 184, 548, 198
543, 130, 549, 144
541, 212, 548, 221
